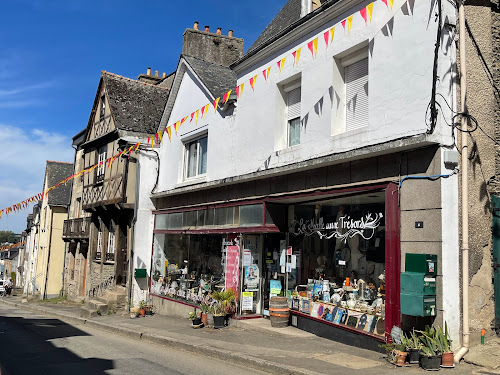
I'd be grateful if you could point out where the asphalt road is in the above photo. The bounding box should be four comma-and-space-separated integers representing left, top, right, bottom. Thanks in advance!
0, 303, 269, 375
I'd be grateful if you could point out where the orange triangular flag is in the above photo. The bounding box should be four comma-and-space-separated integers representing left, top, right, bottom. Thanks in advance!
250, 75, 257, 90
166, 127, 172, 141
292, 48, 301, 66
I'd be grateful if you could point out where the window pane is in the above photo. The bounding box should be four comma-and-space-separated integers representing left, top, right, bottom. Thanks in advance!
198, 137, 207, 175
288, 118, 300, 147
155, 214, 168, 229
345, 57, 368, 131
168, 212, 183, 229
239, 204, 263, 226
187, 141, 197, 178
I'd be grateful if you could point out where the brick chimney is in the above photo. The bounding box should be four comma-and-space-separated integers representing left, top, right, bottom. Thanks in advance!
137, 67, 163, 84
182, 22, 244, 67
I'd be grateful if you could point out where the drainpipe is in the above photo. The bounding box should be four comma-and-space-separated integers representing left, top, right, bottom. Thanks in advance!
454, 0, 469, 364
127, 152, 141, 312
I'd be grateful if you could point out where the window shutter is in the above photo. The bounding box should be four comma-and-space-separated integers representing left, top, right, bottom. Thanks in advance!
287, 87, 301, 120
345, 58, 368, 132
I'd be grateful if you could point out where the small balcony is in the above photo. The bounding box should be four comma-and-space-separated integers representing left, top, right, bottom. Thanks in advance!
63, 218, 91, 240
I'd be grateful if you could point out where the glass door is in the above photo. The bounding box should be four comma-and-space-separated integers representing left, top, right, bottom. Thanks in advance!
239, 234, 262, 315
262, 233, 287, 316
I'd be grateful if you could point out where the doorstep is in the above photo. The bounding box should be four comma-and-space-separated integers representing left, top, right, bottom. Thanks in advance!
232, 315, 316, 338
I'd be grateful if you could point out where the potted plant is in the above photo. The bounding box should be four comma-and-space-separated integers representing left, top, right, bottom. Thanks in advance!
212, 301, 226, 329
419, 326, 442, 371
379, 342, 407, 366
435, 323, 454, 368
199, 303, 209, 326
206, 303, 215, 327
211, 288, 236, 328
188, 311, 202, 326
138, 300, 146, 317
403, 330, 422, 364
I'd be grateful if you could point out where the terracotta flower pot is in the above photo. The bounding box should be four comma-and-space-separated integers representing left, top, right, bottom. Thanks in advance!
201, 313, 208, 326
139, 309, 146, 317
394, 350, 408, 367
441, 351, 454, 367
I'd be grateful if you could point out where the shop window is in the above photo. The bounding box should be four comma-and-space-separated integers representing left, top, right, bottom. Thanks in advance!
184, 136, 207, 179
239, 204, 263, 227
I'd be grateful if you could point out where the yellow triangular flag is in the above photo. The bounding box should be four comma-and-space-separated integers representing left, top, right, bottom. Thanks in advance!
367, 3, 373, 21
313, 38, 318, 57
158, 131, 162, 143
266, 66, 271, 78
195, 109, 199, 123
330, 27, 335, 43
293, 48, 301, 66
347, 15, 353, 35
389, 0, 393, 9
279, 57, 286, 73
213, 97, 220, 112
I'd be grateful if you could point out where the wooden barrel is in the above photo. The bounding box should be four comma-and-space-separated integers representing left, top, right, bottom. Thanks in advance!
269, 297, 290, 328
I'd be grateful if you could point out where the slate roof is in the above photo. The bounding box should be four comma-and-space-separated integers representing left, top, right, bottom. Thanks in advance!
246, 0, 302, 55
102, 72, 170, 135
182, 55, 236, 99
45, 161, 74, 207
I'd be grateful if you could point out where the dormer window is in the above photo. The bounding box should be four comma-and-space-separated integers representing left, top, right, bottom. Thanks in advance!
100, 95, 106, 119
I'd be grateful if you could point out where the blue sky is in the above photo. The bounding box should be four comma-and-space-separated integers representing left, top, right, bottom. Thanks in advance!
0, 0, 288, 233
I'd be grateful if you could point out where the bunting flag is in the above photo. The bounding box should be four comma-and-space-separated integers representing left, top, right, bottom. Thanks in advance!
323, 30, 330, 48
150, 136, 154, 147
195, 109, 199, 123
347, 15, 353, 34
158, 131, 163, 143
236, 83, 244, 98
360, 7, 368, 25
201, 104, 209, 118
249, 75, 257, 90
154, 133, 159, 145
174, 121, 180, 134
166, 126, 172, 141
292, 48, 301, 66
128, 145, 133, 159
367, 3, 373, 22
262, 66, 271, 81
213, 97, 220, 112
277, 57, 286, 73
222, 90, 232, 104
180, 115, 188, 126
307, 38, 318, 59
330, 26, 335, 43
190, 111, 195, 122
135, 142, 141, 151
381, 0, 393, 9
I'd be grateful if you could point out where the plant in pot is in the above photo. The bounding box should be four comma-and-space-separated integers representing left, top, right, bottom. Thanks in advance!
419, 326, 442, 371
435, 323, 453, 368
138, 300, 147, 317
212, 301, 226, 329
211, 288, 236, 327
188, 311, 202, 326
379, 342, 407, 366
403, 330, 422, 364
199, 303, 209, 326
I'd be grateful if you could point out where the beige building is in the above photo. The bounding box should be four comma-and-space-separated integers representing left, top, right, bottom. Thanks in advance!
35, 161, 73, 299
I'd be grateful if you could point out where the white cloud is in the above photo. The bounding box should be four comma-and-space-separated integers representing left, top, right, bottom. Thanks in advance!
0, 124, 73, 233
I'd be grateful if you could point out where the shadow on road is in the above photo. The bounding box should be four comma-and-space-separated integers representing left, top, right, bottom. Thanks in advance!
0, 314, 114, 374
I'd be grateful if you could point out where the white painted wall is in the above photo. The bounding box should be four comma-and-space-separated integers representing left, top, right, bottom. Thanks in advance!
131, 149, 158, 306
157, 0, 457, 192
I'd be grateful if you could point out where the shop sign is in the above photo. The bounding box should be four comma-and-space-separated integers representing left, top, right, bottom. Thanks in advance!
292, 212, 383, 242
225, 245, 240, 292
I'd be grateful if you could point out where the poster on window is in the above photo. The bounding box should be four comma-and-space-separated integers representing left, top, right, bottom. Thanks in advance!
225, 245, 240, 294
244, 265, 259, 290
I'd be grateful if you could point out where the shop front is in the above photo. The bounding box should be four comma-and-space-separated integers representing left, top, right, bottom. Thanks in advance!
149, 182, 400, 350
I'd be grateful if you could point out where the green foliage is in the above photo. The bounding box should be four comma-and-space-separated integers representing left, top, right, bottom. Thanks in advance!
0, 231, 18, 244
188, 311, 198, 320
199, 303, 209, 314
42, 295, 67, 304
435, 322, 452, 353
211, 288, 236, 316
402, 330, 422, 350
10, 272, 16, 284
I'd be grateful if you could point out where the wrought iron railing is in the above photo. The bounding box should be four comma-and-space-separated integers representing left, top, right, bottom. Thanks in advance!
87, 275, 115, 299
63, 218, 91, 239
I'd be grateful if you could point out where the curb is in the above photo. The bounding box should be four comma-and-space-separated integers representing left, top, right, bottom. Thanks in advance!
0, 300, 310, 375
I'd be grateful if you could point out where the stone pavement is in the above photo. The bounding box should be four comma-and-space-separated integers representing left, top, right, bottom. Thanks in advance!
465, 336, 500, 371
0, 295, 487, 375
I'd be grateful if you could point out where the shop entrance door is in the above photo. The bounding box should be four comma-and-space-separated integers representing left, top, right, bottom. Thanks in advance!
492, 195, 500, 334
240, 234, 262, 315
262, 233, 287, 316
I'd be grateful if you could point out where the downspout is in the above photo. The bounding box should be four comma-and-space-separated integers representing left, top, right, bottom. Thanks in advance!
43, 209, 55, 299
454, 0, 469, 363
127, 152, 141, 312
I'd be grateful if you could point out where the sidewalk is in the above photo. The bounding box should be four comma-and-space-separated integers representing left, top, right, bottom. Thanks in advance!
0, 296, 484, 375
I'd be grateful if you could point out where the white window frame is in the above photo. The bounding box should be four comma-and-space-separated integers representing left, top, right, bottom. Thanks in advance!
341, 50, 369, 132
97, 145, 107, 178
107, 229, 115, 256
184, 135, 208, 180
286, 84, 301, 147
96, 230, 103, 259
